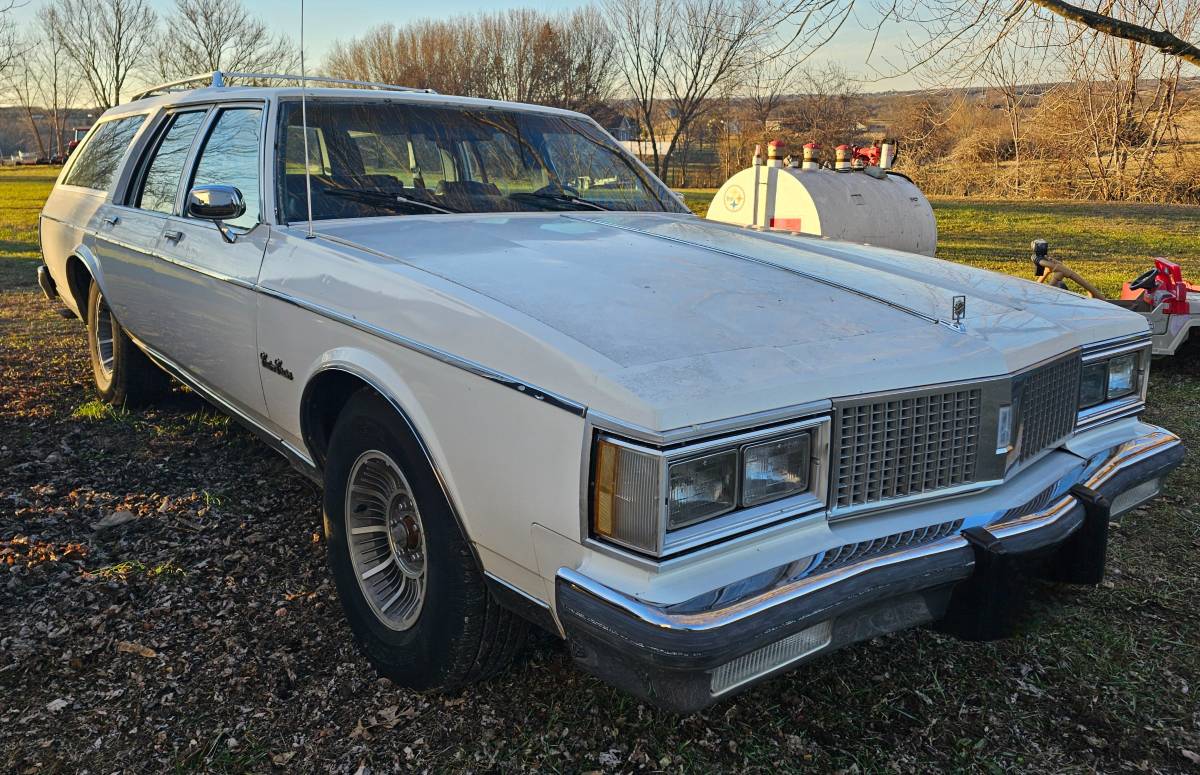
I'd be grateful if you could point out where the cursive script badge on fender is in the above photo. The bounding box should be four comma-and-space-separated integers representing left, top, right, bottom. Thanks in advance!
259, 352, 294, 381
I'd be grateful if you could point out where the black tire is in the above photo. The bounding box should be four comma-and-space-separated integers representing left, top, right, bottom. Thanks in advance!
323, 388, 528, 690
85, 280, 169, 406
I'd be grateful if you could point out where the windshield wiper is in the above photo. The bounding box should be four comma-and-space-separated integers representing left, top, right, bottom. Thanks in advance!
324, 188, 462, 214
508, 191, 611, 211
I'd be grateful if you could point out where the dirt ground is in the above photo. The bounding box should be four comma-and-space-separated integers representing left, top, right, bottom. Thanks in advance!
2, 219, 1199, 770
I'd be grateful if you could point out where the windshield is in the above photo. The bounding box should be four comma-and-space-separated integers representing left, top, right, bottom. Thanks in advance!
276, 100, 686, 221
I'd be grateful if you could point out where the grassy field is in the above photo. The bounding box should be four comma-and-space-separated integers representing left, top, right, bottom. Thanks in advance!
2, 167, 1199, 772
0, 167, 56, 287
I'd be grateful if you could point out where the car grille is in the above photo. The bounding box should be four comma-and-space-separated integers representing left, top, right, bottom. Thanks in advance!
833, 387, 982, 509
831, 354, 1082, 513
1011, 355, 1081, 464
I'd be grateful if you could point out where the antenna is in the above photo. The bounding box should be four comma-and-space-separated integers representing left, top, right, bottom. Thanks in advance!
300, 0, 315, 239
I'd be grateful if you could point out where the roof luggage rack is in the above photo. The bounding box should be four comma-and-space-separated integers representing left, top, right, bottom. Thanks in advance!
132, 71, 436, 101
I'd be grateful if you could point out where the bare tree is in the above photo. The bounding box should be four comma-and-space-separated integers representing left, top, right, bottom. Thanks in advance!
0, 1, 21, 81
856, 0, 1199, 77
978, 39, 1045, 194
745, 48, 805, 131
8, 56, 48, 159
779, 63, 865, 148
153, 0, 297, 80
1048, 0, 1195, 200
603, 0, 672, 175
42, 0, 158, 109
607, 0, 789, 180
606, 0, 856, 180
27, 8, 82, 157
325, 10, 615, 112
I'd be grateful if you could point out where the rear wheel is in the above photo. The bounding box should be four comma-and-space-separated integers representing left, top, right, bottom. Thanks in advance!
323, 389, 528, 690
85, 280, 168, 406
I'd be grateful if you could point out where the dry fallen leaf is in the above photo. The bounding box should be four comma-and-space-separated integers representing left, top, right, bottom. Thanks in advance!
272, 751, 296, 766
45, 699, 68, 713
116, 640, 157, 658
1182, 750, 1200, 765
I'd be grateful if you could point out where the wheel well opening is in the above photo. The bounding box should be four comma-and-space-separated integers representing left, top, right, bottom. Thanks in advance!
301, 370, 377, 470
64, 255, 91, 319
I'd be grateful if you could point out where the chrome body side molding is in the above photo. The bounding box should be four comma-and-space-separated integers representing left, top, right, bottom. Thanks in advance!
256, 285, 588, 417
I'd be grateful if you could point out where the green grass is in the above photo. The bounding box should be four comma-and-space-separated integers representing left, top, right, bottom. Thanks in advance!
0, 166, 59, 289
72, 398, 131, 423
88, 559, 189, 582
675, 187, 716, 218
933, 198, 1200, 297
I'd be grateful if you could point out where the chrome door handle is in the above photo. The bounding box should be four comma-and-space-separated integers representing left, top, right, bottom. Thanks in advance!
102, 216, 120, 226
164, 230, 183, 243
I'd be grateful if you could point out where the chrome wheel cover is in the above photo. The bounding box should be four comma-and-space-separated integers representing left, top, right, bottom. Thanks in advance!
344, 450, 427, 631
94, 293, 115, 377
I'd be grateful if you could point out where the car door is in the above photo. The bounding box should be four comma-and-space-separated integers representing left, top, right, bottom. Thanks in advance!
97, 108, 210, 343
149, 103, 272, 419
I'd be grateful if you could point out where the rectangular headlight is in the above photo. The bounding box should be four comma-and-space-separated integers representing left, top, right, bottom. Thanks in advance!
1079, 350, 1146, 411
742, 432, 811, 506
667, 451, 738, 529
1079, 362, 1107, 408
1106, 353, 1138, 399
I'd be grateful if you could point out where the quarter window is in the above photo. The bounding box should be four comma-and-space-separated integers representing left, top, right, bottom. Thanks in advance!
135, 111, 207, 214
190, 108, 263, 230
62, 114, 146, 192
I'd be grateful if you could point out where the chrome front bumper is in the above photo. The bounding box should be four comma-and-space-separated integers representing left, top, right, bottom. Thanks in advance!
555, 427, 1184, 712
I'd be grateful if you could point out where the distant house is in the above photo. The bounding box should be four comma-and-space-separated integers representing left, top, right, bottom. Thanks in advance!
588, 104, 640, 141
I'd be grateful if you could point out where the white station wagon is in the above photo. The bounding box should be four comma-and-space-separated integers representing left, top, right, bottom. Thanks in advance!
37, 73, 1183, 711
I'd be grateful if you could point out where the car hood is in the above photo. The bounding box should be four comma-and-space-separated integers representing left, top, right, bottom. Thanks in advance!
307, 212, 1148, 431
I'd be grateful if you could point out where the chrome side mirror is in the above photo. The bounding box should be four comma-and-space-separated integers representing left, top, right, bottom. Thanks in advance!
186, 185, 246, 243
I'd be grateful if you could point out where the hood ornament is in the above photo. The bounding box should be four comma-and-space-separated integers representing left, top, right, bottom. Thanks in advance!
947, 294, 967, 332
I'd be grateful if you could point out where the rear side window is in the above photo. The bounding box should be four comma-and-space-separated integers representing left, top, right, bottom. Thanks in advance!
136, 111, 208, 214
63, 115, 146, 192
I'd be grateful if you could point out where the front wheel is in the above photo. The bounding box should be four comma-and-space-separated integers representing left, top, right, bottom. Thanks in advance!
323, 389, 528, 690
85, 280, 168, 406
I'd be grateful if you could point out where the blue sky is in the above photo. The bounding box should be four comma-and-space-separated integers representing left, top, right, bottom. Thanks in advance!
11, 0, 928, 91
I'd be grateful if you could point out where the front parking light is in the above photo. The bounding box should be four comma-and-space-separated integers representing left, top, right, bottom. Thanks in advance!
592, 438, 662, 553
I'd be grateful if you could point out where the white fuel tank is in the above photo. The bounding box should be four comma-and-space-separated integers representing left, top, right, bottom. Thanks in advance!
706, 165, 938, 256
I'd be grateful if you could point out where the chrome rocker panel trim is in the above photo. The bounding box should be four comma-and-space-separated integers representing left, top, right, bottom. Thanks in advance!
555, 427, 1183, 712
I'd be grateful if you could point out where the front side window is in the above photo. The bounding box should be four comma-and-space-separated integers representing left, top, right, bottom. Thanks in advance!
135, 111, 207, 214
189, 107, 263, 230
276, 100, 686, 222
62, 114, 146, 192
